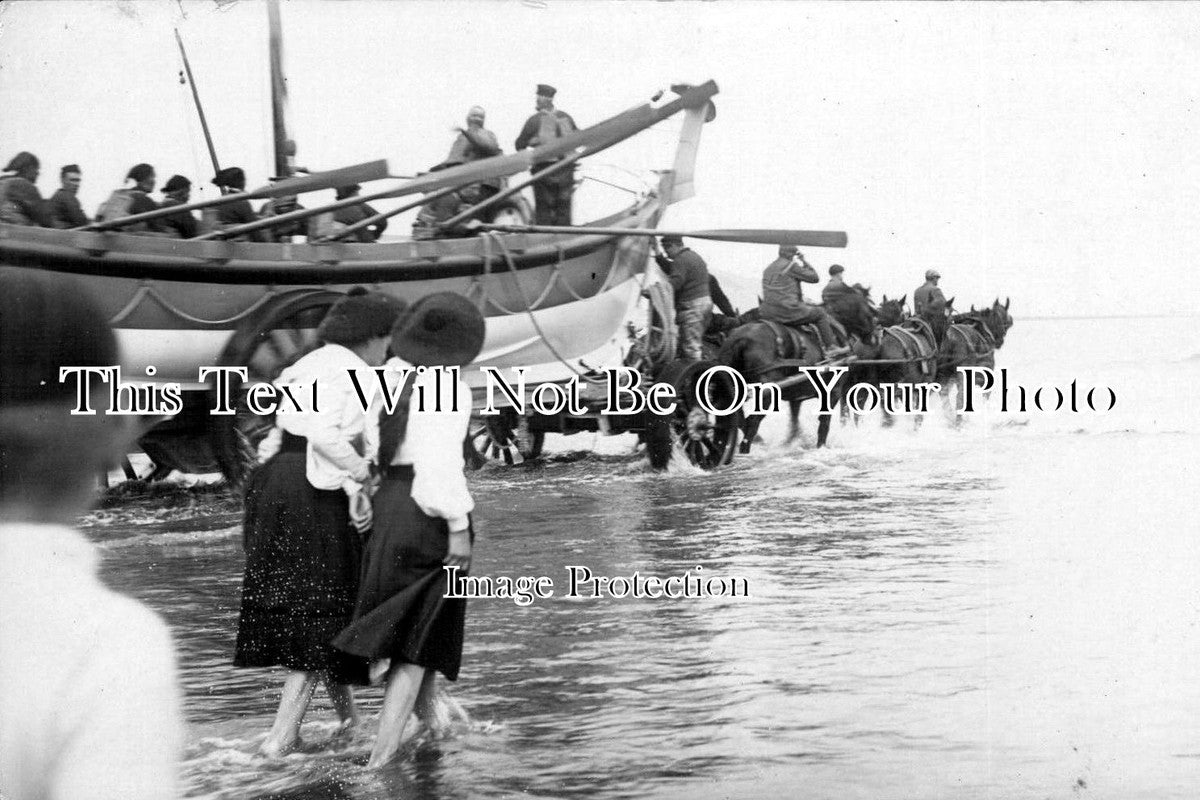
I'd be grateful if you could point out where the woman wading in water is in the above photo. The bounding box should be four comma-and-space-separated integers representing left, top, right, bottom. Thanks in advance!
233, 288, 403, 757
335, 292, 483, 767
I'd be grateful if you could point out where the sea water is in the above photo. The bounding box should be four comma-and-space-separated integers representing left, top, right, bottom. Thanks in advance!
85, 316, 1200, 799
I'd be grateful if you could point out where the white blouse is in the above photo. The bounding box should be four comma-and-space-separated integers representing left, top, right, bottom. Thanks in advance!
366, 358, 475, 533
0, 523, 183, 800
256, 343, 376, 495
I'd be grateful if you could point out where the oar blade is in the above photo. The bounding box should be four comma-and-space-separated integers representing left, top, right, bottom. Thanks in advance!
246, 159, 391, 199
689, 229, 848, 248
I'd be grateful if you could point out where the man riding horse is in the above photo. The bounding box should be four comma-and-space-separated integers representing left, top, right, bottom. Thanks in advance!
760, 246, 848, 360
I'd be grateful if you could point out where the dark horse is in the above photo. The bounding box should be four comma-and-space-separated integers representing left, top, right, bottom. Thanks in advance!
719, 289, 875, 452
853, 293, 947, 425
938, 297, 1014, 402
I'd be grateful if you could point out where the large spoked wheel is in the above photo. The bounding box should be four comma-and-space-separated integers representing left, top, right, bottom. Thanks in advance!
209, 290, 344, 487
467, 408, 545, 469
645, 359, 742, 471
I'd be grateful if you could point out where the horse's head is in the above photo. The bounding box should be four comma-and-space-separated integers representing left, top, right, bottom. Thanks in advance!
827, 288, 877, 341
987, 297, 1013, 347
877, 293, 907, 327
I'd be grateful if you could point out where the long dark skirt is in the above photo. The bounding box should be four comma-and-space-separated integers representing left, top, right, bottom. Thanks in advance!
234, 448, 368, 685
333, 466, 470, 682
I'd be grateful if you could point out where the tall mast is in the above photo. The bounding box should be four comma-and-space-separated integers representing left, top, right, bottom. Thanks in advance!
267, 0, 295, 179
175, 28, 221, 176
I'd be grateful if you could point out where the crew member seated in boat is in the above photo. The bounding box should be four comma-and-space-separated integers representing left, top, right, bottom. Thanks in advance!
760, 246, 846, 358
515, 84, 578, 226
441, 106, 503, 212
204, 167, 267, 242
96, 163, 161, 235
913, 269, 947, 317
48, 164, 89, 229
411, 165, 474, 240
259, 191, 307, 243
331, 184, 387, 242
656, 235, 712, 361
158, 175, 199, 239
0, 152, 54, 228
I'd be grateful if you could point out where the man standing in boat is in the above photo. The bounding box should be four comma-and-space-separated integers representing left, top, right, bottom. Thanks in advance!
760, 246, 846, 358
442, 106, 503, 209
656, 235, 712, 361
48, 165, 89, 228
515, 84, 578, 225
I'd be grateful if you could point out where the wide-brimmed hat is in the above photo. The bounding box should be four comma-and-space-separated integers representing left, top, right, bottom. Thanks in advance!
390, 292, 485, 367
0, 268, 118, 408
317, 287, 406, 347
925, 269, 941, 280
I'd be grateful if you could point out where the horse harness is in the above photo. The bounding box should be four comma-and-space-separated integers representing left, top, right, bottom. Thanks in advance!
948, 315, 997, 356
883, 319, 937, 376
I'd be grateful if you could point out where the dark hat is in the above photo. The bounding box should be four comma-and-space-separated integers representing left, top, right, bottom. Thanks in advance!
317, 287, 406, 347
212, 166, 246, 190
0, 268, 118, 408
335, 184, 361, 200
536, 83, 557, 98
779, 245, 800, 257
126, 163, 155, 183
660, 234, 684, 246
829, 264, 844, 275
60, 164, 81, 177
162, 175, 191, 194
4, 152, 39, 174
390, 292, 485, 367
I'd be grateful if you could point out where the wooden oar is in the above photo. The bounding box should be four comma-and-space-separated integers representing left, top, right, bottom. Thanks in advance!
473, 223, 849, 248
79, 159, 390, 232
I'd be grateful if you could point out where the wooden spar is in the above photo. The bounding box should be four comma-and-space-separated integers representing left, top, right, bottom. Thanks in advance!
313, 184, 463, 242
174, 28, 220, 176
78, 160, 390, 232
196, 181, 455, 241
367, 81, 719, 204
267, 0, 293, 179
436, 150, 588, 231
474, 223, 850, 249
320, 85, 718, 242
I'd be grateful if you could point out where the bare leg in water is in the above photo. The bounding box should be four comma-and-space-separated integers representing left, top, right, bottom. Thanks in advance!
368, 662, 428, 768
261, 670, 317, 757
260, 670, 359, 756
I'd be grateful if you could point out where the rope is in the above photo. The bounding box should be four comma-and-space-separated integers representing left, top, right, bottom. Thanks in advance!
485, 232, 586, 378
107, 283, 278, 328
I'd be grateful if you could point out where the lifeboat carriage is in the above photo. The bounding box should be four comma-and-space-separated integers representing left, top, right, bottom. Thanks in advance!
0, 74, 849, 479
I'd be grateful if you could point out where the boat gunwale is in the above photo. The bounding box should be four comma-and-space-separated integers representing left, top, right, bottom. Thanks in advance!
0, 195, 660, 285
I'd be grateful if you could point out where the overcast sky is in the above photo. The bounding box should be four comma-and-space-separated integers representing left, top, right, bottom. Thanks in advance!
2, 0, 1198, 318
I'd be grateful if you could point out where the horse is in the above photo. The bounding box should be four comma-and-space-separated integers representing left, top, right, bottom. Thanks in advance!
719, 289, 875, 452
937, 297, 1013, 404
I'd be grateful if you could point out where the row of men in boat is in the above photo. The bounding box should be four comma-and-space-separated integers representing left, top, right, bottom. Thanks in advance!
657, 236, 948, 361
0, 84, 581, 242
0, 153, 387, 243
0, 151, 386, 242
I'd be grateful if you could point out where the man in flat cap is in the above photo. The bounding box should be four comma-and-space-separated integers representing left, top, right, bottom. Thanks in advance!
914, 269, 947, 317
656, 235, 712, 361
158, 175, 199, 239
515, 84, 578, 225
760, 246, 845, 358
48, 164, 89, 229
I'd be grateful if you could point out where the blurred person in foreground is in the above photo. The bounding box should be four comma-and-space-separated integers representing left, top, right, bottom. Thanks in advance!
0, 268, 183, 799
